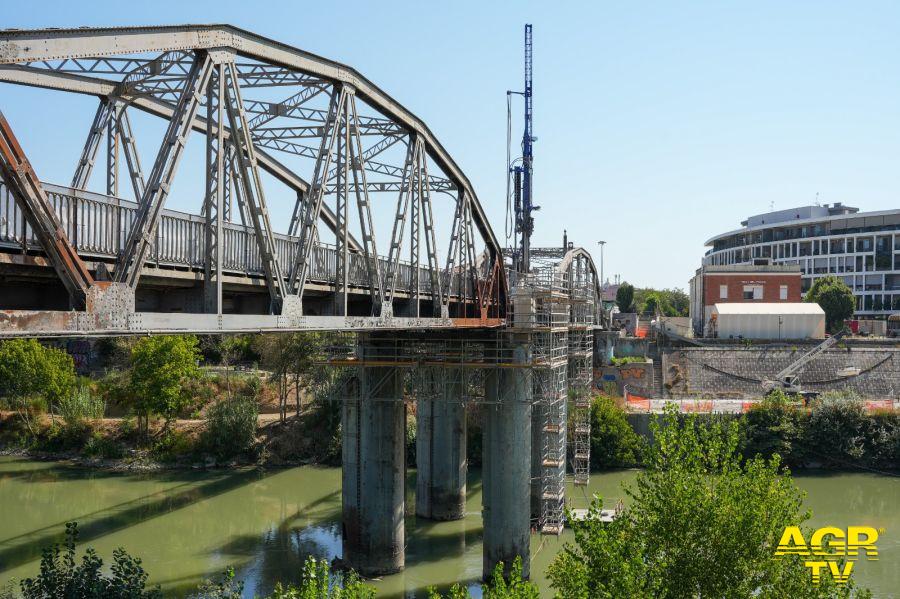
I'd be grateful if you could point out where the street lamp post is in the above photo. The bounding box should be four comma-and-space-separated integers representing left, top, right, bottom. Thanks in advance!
597, 241, 606, 290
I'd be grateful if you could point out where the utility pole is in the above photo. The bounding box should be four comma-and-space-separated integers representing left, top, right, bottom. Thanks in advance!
597, 240, 606, 289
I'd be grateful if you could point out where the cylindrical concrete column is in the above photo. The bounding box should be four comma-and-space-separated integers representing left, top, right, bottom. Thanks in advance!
416, 367, 467, 520
483, 338, 532, 580
342, 338, 405, 575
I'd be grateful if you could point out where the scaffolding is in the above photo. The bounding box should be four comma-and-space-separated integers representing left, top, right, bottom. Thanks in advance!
568, 263, 595, 486
509, 265, 569, 535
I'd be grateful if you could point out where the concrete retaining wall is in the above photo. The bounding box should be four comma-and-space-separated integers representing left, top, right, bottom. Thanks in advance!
663, 346, 900, 398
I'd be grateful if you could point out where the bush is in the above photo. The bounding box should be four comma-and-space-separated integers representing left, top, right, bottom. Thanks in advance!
429, 556, 538, 598
743, 390, 805, 466
269, 556, 375, 598
189, 568, 244, 599
610, 356, 646, 367
150, 429, 195, 463
18, 522, 161, 598
202, 397, 258, 459
83, 432, 125, 460
805, 391, 871, 467
57, 385, 105, 428
589, 395, 644, 469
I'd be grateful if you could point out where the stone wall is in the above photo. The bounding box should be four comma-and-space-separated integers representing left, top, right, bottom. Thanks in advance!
594, 361, 655, 396
663, 346, 900, 398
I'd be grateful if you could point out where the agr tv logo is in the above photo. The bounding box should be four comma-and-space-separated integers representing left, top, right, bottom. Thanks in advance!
774, 526, 884, 584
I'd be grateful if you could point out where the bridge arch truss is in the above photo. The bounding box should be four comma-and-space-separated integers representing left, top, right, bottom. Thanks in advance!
0, 25, 506, 335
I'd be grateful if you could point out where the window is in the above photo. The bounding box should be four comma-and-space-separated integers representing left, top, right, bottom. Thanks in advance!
779, 285, 788, 300
719, 285, 728, 299
743, 285, 763, 300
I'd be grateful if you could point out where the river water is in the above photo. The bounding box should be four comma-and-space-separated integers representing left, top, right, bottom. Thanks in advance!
0, 457, 896, 597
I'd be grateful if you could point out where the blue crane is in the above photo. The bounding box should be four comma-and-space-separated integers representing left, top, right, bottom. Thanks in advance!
509, 24, 537, 274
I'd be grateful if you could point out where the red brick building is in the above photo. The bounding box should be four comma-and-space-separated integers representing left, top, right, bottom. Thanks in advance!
689, 263, 802, 336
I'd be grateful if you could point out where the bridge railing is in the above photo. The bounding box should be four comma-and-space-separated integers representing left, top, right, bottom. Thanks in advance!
0, 182, 473, 297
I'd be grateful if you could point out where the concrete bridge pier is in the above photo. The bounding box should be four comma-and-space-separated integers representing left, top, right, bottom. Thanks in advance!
341, 335, 405, 576
482, 335, 532, 580
416, 365, 467, 521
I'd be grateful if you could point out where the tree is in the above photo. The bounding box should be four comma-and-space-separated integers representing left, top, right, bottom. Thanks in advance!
616, 282, 635, 313
0, 339, 75, 436
129, 335, 200, 434
805, 275, 855, 333
255, 333, 330, 423
428, 557, 538, 599
547, 405, 872, 598
589, 395, 644, 469
19, 522, 161, 599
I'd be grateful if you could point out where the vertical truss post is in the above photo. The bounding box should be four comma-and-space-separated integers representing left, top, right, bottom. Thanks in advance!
106, 106, 119, 197
204, 61, 227, 314
418, 148, 443, 317
0, 110, 94, 308
441, 190, 465, 315
334, 103, 349, 316
114, 51, 214, 288
409, 141, 420, 317
221, 59, 291, 314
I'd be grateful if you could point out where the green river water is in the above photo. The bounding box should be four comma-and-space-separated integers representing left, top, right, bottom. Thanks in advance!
0, 456, 896, 597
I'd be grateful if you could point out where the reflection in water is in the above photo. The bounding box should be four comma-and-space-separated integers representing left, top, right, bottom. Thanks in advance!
0, 457, 896, 598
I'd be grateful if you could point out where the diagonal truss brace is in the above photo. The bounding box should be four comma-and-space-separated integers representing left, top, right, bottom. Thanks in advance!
114, 51, 214, 288
221, 59, 290, 312
0, 109, 94, 307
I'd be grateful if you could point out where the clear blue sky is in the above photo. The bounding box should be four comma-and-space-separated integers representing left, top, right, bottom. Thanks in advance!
3, 1, 899, 289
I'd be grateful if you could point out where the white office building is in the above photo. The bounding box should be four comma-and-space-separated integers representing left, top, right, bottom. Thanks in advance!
703, 204, 900, 316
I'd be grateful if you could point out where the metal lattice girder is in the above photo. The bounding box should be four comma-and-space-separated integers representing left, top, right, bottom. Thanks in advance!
246, 84, 328, 129
221, 58, 290, 311
71, 99, 116, 189
117, 106, 146, 200
114, 51, 215, 288
204, 63, 227, 314
289, 87, 346, 298
0, 26, 506, 284
346, 91, 386, 314
0, 109, 94, 307
0, 66, 363, 252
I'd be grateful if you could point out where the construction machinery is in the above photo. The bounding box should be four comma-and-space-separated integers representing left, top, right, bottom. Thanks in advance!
762, 328, 849, 394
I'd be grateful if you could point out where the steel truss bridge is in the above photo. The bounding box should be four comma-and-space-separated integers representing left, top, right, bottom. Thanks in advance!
0, 24, 590, 336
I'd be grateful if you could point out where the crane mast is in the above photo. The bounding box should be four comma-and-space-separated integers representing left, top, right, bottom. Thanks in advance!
511, 24, 537, 274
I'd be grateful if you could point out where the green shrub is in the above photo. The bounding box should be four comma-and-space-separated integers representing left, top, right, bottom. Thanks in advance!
150, 429, 195, 463
743, 389, 805, 465
19, 522, 161, 598
610, 356, 646, 367
83, 432, 124, 460
202, 397, 258, 459
57, 385, 105, 428
589, 395, 644, 469
868, 410, 900, 469
428, 557, 538, 598
269, 556, 375, 598
805, 391, 871, 467
189, 568, 244, 599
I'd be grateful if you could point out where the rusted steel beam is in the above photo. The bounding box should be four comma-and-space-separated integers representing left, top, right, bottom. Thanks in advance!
0, 109, 94, 308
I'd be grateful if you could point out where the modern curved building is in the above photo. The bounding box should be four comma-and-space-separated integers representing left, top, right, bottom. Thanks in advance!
703, 204, 900, 316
